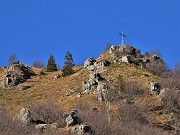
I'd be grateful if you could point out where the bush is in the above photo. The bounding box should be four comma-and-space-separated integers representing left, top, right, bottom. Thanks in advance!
29, 102, 65, 127
146, 59, 167, 76
61, 66, 74, 77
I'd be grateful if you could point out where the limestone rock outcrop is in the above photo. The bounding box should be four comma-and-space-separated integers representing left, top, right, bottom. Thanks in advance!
84, 57, 110, 73
1, 61, 33, 88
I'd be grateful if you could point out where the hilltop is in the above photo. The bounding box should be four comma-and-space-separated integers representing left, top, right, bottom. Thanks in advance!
0, 45, 179, 135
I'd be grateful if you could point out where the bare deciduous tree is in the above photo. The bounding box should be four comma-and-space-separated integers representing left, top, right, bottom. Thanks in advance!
32, 61, 45, 69
104, 42, 112, 52
8, 54, 17, 65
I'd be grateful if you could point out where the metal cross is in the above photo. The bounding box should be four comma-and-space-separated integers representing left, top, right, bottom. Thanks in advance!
119, 32, 126, 45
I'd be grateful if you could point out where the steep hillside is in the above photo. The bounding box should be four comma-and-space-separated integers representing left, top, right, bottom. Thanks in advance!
0, 47, 178, 135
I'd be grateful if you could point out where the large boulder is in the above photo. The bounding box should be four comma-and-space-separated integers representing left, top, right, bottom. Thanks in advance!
16, 108, 33, 124
64, 110, 80, 127
1, 61, 33, 88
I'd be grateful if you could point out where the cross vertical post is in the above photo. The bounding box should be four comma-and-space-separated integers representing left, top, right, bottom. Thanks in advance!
119, 32, 127, 45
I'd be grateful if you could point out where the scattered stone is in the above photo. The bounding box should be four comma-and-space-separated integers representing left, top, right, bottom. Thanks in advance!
53, 74, 60, 80
19, 85, 31, 91
77, 93, 81, 98
149, 82, 161, 95
66, 89, 75, 96
50, 122, 60, 129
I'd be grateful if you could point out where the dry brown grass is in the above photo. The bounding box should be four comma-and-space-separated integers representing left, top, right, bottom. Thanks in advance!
0, 54, 166, 127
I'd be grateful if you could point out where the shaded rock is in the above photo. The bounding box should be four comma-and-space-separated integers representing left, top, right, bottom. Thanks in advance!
64, 110, 80, 127
19, 85, 31, 91
53, 74, 60, 80
149, 82, 161, 95
1, 62, 33, 88
71, 124, 93, 135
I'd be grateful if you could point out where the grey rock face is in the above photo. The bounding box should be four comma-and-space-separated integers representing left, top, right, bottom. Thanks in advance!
149, 82, 161, 95
84, 57, 96, 70
84, 57, 110, 73
82, 73, 104, 94
1, 62, 33, 88
96, 82, 108, 101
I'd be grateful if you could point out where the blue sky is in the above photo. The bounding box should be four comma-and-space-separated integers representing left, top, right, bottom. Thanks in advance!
0, 0, 180, 69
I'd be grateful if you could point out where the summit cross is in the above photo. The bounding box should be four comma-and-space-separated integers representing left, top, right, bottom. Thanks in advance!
119, 32, 127, 45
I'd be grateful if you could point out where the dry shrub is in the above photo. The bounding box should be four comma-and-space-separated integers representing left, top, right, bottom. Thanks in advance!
32, 61, 45, 69
77, 103, 170, 135
146, 59, 167, 76
161, 90, 180, 114
29, 102, 65, 127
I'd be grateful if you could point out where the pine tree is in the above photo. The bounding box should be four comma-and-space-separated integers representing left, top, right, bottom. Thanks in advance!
47, 55, 57, 72
62, 51, 74, 77
64, 51, 74, 67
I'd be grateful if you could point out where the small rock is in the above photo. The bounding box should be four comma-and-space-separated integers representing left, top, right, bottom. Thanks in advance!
53, 74, 60, 80
35, 124, 47, 130
66, 89, 75, 96
19, 85, 31, 91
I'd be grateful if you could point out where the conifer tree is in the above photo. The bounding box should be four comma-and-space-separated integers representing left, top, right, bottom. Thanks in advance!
47, 55, 57, 72
64, 51, 74, 67
62, 51, 74, 77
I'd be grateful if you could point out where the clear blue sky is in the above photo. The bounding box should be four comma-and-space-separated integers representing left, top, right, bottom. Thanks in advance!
0, 0, 180, 69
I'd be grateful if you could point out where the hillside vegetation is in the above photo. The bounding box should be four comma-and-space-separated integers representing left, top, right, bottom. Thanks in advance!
0, 47, 179, 135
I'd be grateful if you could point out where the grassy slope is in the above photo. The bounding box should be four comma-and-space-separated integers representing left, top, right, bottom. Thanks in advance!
0, 51, 165, 124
